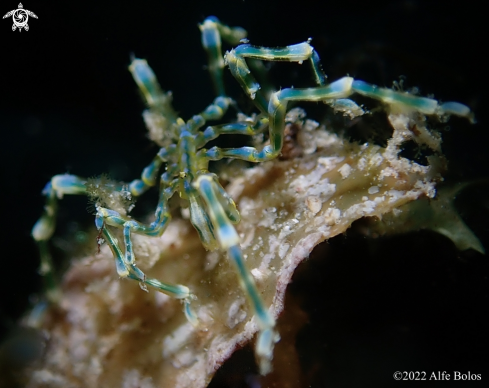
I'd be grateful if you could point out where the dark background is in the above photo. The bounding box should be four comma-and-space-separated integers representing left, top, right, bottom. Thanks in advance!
1, 0, 487, 386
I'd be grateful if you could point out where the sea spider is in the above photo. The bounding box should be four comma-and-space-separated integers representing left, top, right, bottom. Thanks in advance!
32, 16, 472, 373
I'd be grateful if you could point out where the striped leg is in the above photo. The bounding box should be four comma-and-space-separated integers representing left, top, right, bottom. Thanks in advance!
200, 16, 247, 97
95, 177, 198, 324
32, 174, 87, 301
194, 173, 278, 374
225, 42, 327, 113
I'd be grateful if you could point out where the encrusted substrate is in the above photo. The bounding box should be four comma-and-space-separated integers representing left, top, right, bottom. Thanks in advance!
25, 112, 443, 388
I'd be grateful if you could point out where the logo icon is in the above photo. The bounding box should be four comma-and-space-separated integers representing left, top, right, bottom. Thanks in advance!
3, 3, 37, 32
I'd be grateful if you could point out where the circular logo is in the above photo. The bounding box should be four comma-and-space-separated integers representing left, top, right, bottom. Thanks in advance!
13, 9, 28, 28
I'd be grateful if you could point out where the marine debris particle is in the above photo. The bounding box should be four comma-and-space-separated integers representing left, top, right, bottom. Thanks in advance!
25, 111, 444, 388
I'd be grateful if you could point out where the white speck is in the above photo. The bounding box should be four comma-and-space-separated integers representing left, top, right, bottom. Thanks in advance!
368, 186, 380, 194
251, 268, 265, 280
162, 322, 195, 358
369, 154, 384, 167
306, 196, 322, 214
227, 299, 247, 329
180, 207, 190, 219
324, 208, 341, 226
205, 251, 220, 271
317, 156, 344, 171
171, 349, 197, 368
357, 157, 367, 170
338, 163, 352, 179
279, 243, 290, 259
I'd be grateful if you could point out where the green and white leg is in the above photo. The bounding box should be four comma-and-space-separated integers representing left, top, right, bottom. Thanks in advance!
206, 77, 473, 164
97, 177, 175, 274
186, 96, 235, 134
225, 41, 327, 113
128, 145, 177, 198
129, 57, 178, 119
32, 174, 87, 242
32, 174, 87, 300
351, 80, 474, 121
95, 178, 197, 324
195, 116, 269, 148
97, 221, 196, 325
200, 16, 247, 96
194, 174, 278, 374
227, 41, 473, 123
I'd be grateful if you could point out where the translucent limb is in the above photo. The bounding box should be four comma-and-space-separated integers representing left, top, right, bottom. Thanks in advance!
221, 43, 473, 165
200, 16, 247, 96
129, 58, 178, 117
95, 175, 197, 324
98, 177, 178, 239
129, 58, 181, 146
194, 116, 268, 148
199, 96, 233, 122
207, 74, 472, 164
95, 178, 196, 299
128, 145, 177, 197
194, 174, 277, 374
227, 41, 472, 121
32, 174, 87, 301
186, 96, 234, 135
225, 42, 327, 113
187, 188, 219, 251
32, 175, 87, 242
130, 162, 179, 198
98, 221, 191, 300
351, 80, 473, 120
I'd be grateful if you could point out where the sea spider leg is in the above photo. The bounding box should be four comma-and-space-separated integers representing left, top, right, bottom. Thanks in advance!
96, 215, 197, 325
32, 174, 87, 300
227, 42, 473, 122
92, 38, 238, 302
200, 16, 247, 96
351, 80, 474, 120
204, 42, 474, 164
194, 117, 269, 149
95, 177, 192, 298
32, 175, 87, 243
233, 42, 473, 118
194, 173, 278, 374
225, 42, 327, 113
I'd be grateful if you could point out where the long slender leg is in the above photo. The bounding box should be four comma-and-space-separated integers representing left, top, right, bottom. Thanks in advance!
194, 174, 278, 374
128, 146, 177, 197
227, 41, 473, 121
186, 96, 234, 135
32, 175, 87, 242
129, 57, 182, 148
200, 16, 247, 96
194, 116, 269, 148
351, 80, 474, 120
32, 174, 87, 301
96, 176, 198, 324
129, 58, 178, 119
97, 177, 179, 247
98, 220, 196, 324
97, 220, 189, 298
221, 43, 473, 163
95, 178, 195, 292
225, 42, 327, 113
